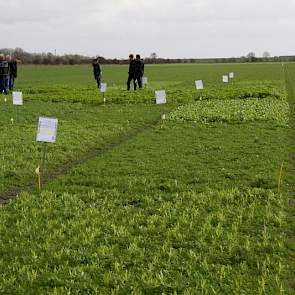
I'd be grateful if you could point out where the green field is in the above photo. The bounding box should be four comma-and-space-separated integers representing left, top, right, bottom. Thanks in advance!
0, 63, 294, 294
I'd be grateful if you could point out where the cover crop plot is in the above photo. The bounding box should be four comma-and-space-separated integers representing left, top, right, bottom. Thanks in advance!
0, 63, 294, 293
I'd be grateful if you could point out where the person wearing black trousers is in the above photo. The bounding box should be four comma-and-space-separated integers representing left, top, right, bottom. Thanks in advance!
92, 58, 102, 89
127, 54, 137, 91
0, 54, 9, 95
134, 54, 144, 89
8, 56, 18, 90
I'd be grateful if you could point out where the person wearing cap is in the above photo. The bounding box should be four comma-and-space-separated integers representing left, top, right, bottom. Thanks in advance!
127, 54, 137, 91
92, 58, 102, 89
0, 54, 9, 94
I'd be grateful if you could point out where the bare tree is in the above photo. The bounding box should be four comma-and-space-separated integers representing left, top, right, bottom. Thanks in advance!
246, 52, 256, 62
150, 52, 157, 59
246, 52, 255, 58
262, 51, 271, 58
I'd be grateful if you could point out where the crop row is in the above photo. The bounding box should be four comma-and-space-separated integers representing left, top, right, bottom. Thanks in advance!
10, 80, 286, 105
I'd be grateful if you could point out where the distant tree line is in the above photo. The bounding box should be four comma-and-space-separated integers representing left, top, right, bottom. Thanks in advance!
1, 48, 295, 65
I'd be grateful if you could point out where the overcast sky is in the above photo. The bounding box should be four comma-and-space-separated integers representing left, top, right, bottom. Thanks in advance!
1, 0, 295, 58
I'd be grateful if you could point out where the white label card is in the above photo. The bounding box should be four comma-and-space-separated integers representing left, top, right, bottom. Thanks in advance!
36, 117, 58, 143
155, 90, 166, 105
229, 72, 234, 79
142, 77, 148, 85
195, 80, 204, 90
100, 83, 107, 93
223, 75, 229, 83
12, 92, 23, 105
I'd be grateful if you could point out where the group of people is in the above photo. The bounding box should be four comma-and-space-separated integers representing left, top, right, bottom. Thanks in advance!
127, 54, 145, 91
92, 54, 145, 91
0, 54, 18, 95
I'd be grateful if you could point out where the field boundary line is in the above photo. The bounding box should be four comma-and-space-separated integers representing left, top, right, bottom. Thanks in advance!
0, 116, 163, 205
284, 64, 295, 291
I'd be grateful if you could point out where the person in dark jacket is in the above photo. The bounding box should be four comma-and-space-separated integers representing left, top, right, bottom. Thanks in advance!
141, 58, 145, 75
134, 54, 144, 89
8, 56, 18, 90
92, 58, 102, 89
127, 54, 137, 91
0, 54, 9, 94
5, 55, 11, 91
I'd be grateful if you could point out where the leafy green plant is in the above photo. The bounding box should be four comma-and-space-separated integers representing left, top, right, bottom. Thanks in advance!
169, 97, 289, 125
0, 62, 294, 293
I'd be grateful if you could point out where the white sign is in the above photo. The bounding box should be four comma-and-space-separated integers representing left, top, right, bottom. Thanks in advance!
229, 72, 234, 79
36, 117, 58, 143
12, 92, 23, 105
195, 80, 204, 90
155, 90, 166, 105
142, 77, 148, 85
222, 75, 229, 83
100, 83, 107, 93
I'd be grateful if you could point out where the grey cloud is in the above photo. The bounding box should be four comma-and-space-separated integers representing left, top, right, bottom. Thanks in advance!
1, 0, 294, 58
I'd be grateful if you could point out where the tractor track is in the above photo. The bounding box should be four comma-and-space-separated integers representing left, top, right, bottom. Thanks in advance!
0, 116, 163, 205
284, 65, 295, 200
284, 64, 295, 291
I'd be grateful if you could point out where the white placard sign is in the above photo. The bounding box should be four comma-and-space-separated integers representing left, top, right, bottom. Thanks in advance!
142, 77, 148, 85
222, 75, 229, 83
229, 72, 234, 79
155, 90, 166, 105
195, 80, 204, 90
100, 83, 107, 93
36, 117, 58, 143
12, 92, 23, 105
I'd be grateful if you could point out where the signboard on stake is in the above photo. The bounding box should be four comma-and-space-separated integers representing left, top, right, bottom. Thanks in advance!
229, 72, 234, 79
195, 80, 204, 90
100, 83, 107, 93
142, 77, 148, 85
100, 83, 107, 103
36, 117, 58, 143
12, 91, 23, 105
223, 75, 229, 83
36, 117, 58, 187
155, 90, 166, 105
155, 90, 166, 120
12, 91, 23, 123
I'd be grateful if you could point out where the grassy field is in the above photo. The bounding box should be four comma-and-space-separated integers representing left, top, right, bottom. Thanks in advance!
0, 63, 294, 294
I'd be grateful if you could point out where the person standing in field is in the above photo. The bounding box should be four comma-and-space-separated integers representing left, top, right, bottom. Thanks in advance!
4, 55, 11, 92
92, 58, 102, 89
8, 56, 18, 90
134, 54, 144, 89
141, 57, 145, 79
127, 54, 137, 91
0, 54, 9, 95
